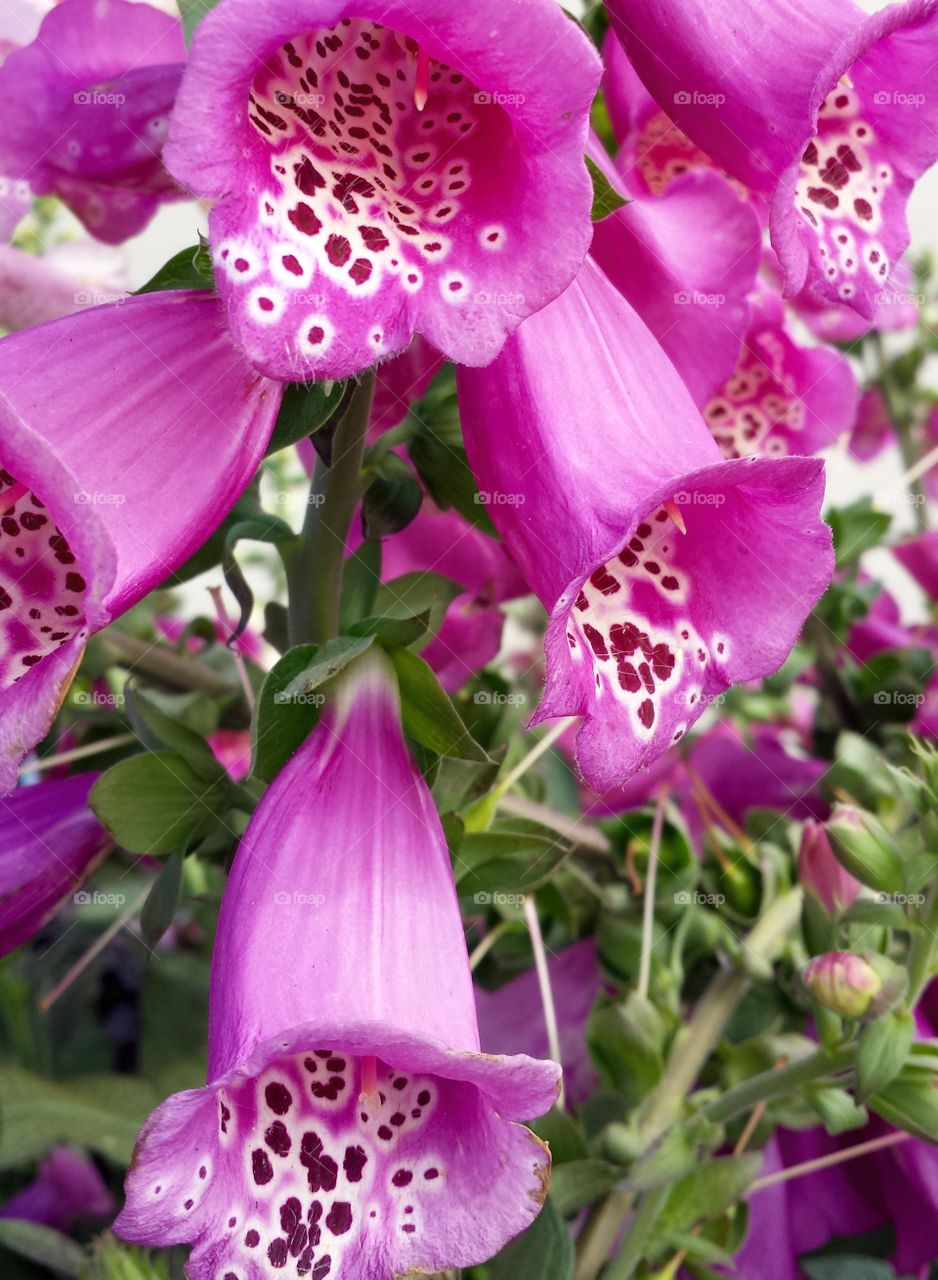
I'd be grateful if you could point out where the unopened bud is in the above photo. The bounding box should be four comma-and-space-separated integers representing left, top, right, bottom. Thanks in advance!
826, 804, 903, 894
797, 819, 862, 915
802, 950, 908, 1020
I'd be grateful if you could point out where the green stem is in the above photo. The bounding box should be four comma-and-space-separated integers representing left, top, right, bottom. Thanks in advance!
906, 882, 938, 1004
100, 631, 237, 697
285, 370, 375, 646
703, 1044, 856, 1125
604, 1184, 672, 1280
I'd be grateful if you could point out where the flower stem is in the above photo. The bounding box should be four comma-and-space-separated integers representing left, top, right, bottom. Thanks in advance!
20, 733, 137, 777
703, 1043, 856, 1125
638, 789, 668, 1000
100, 631, 237, 697
749, 1130, 909, 1193
285, 369, 375, 647
524, 893, 566, 1110
463, 718, 572, 832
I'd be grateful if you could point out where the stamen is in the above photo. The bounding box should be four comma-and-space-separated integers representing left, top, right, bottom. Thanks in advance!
1, 480, 29, 511
663, 499, 687, 534
414, 46, 430, 112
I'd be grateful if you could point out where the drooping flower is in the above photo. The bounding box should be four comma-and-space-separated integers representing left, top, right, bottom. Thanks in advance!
0, 1145, 114, 1230
162, 0, 601, 381
115, 648, 559, 1278
457, 258, 834, 791
0, 774, 111, 956
701, 285, 858, 459
0, 0, 186, 244
606, 0, 938, 318
797, 819, 862, 915
0, 292, 282, 793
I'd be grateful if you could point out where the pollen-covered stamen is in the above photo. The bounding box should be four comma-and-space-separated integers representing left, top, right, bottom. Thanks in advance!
0, 469, 88, 690
796, 82, 894, 306
565, 502, 730, 744
217, 18, 506, 366
704, 341, 803, 459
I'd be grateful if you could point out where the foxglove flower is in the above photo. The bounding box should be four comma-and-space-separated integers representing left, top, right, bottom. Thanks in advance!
115, 649, 559, 1278
702, 286, 858, 459
0, 1145, 114, 1230
607, 0, 938, 318
0, 293, 282, 793
0, 774, 111, 956
162, 0, 601, 381
798, 820, 862, 915
0, 0, 186, 244
894, 530, 938, 600
0, 241, 126, 331
458, 259, 833, 791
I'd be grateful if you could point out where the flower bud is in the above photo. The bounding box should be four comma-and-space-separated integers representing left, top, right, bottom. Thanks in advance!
797, 819, 862, 915
826, 804, 903, 894
802, 951, 908, 1020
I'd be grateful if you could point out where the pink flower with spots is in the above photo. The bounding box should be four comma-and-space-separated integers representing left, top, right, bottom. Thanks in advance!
606, 0, 938, 320
162, 0, 601, 381
458, 259, 834, 791
115, 649, 559, 1279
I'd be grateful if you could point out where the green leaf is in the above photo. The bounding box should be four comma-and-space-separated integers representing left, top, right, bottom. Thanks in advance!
586, 993, 666, 1106
657, 1154, 761, 1234
857, 1010, 915, 1103
361, 451, 423, 539
349, 610, 432, 649
82, 1237, 173, 1280
265, 379, 348, 456
585, 154, 629, 221
124, 685, 226, 783
390, 648, 487, 761
487, 1199, 573, 1280
222, 514, 296, 639
0, 1066, 159, 1168
339, 540, 382, 631
177, 0, 222, 41
282, 634, 376, 700
372, 570, 464, 626
140, 851, 184, 950
251, 643, 319, 782
869, 1067, 938, 1141
801, 1258, 899, 1280
0, 1220, 86, 1276
529, 1108, 588, 1166
827, 498, 893, 568
806, 1086, 869, 1135
549, 1160, 621, 1215
455, 825, 571, 898
90, 753, 232, 855
135, 242, 214, 295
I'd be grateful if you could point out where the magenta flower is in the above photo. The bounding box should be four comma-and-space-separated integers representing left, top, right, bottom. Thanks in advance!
894, 530, 938, 600
0, 1145, 114, 1231
0, 293, 282, 793
607, 0, 938, 318
0, 241, 126, 331
0, 774, 111, 956
115, 649, 559, 1278
797, 819, 862, 915
162, 0, 600, 381
702, 285, 858, 459
458, 259, 833, 791
0, 0, 186, 244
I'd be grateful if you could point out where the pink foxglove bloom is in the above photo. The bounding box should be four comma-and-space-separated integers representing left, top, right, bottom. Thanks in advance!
162, 0, 600, 381
702, 286, 858, 459
0, 774, 111, 956
0, 0, 186, 244
0, 1145, 114, 1230
0, 293, 282, 793
607, 0, 938, 319
369, 338, 442, 436
458, 259, 833, 791
0, 241, 126, 331
894, 530, 938, 600
116, 649, 559, 1278
798, 819, 862, 915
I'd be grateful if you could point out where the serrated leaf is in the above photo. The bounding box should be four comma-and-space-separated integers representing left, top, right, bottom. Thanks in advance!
390, 648, 487, 761
0, 1219, 86, 1276
140, 851, 184, 949
586, 154, 629, 221
265, 379, 348, 456
90, 753, 232, 855
135, 242, 214, 295
487, 1199, 573, 1280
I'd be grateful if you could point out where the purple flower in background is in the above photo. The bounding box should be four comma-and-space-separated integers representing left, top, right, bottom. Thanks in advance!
458, 259, 833, 791
0, 293, 282, 793
163, 0, 601, 382
894, 530, 938, 600
0, 241, 127, 331
0, 774, 111, 956
116, 648, 559, 1278
606, 0, 938, 319
797, 819, 862, 915
1, 1145, 114, 1231
0, 0, 186, 244
702, 286, 858, 459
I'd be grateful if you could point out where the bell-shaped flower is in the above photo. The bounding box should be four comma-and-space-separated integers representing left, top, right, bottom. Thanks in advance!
0, 1145, 115, 1230
457, 259, 833, 791
162, 0, 601, 381
0, 0, 186, 244
0, 292, 282, 793
702, 285, 858, 459
606, 0, 938, 319
115, 648, 559, 1278
0, 773, 111, 956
